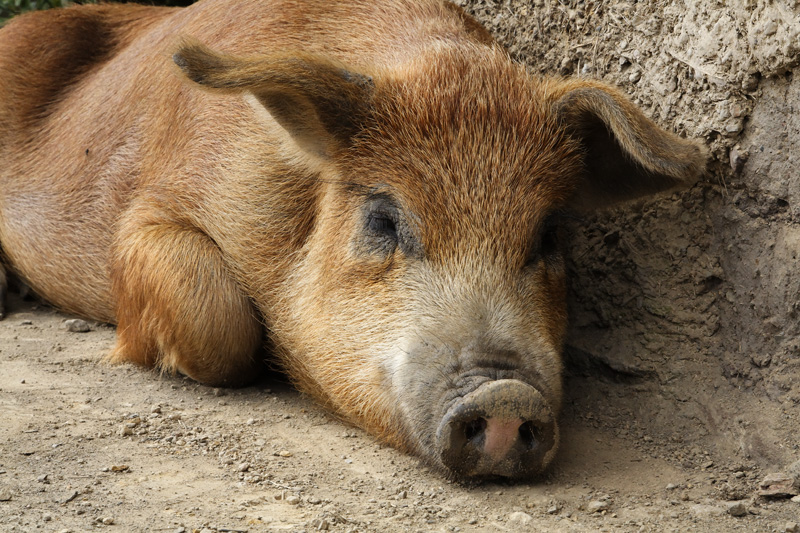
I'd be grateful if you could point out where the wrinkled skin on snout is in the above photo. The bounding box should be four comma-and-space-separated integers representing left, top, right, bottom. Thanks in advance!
0, 0, 707, 481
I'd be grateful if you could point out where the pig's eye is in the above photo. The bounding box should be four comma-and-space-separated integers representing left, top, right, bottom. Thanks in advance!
359, 193, 422, 259
361, 196, 402, 256
539, 225, 559, 257
527, 216, 562, 266
367, 213, 398, 240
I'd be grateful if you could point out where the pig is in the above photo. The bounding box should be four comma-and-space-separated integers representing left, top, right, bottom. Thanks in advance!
0, 0, 706, 479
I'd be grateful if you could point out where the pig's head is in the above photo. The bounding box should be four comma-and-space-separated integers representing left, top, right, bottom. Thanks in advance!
175, 42, 706, 480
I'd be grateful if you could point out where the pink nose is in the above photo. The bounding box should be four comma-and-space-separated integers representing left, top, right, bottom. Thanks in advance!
437, 379, 558, 479
482, 417, 525, 462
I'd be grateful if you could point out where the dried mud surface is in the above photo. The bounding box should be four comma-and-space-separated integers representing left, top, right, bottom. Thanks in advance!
2, 0, 800, 532
2, 296, 799, 532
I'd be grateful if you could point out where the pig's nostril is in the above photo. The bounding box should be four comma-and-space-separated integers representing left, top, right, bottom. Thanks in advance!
518, 421, 541, 450
464, 417, 487, 442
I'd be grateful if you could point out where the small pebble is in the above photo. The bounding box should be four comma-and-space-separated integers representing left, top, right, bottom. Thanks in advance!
546, 505, 559, 515
792, 495, 800, 503
759, 473, 798, 497
784, 523, 799, 533
20, 320, 33, 325
726, 501, 748, 517
666, 483, 678, 490
0, 488, 12, 501
102, 517, 114, 525
238, 463, 250, 472
508, 511, 533, 527
588, 500, 609, 513
285, 495, 300, 505
278, 450, 293, 457
742, 73, 759, 92
723, 119, 743, 136
310, 518, 329, 531
307, 497, 322, 504
64, 318, 91, 333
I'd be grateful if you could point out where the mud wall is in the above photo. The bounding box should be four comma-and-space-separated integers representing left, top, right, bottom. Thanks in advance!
457, 0, 800, 469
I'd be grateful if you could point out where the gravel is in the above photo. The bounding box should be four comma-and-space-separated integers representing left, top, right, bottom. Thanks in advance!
587, 500, 609, 513
726, 501, 748, 517
63, 319, 91, 333
508, 511, 534, 527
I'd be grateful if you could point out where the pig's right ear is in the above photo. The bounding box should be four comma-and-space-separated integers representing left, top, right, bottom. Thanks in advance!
554, 82, 707, 210
173, 41, 374, 158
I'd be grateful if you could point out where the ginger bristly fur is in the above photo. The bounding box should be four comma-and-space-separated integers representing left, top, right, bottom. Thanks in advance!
0, 0, 705, 466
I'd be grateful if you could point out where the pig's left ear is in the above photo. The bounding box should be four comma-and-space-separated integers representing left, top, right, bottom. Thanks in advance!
554, 82, 707, 210
173, 41, 374, 159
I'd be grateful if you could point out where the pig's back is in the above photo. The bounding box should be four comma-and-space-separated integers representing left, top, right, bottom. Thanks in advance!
0, 0, 489, 321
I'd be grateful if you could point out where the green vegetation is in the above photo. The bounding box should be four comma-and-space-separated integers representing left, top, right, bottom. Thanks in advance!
1, 0, 80, 22
1, 0, 196, 24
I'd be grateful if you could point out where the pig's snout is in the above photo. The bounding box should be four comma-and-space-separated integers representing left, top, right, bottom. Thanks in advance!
436, 379, 558, 479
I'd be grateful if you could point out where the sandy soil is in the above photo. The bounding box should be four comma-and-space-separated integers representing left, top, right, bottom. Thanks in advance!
2, 293, 798, 532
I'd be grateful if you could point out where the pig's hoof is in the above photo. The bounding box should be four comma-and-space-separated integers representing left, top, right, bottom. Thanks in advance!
436, 379, 558, 480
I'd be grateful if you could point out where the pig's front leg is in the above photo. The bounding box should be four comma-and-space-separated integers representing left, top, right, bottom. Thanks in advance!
107, 219, 263, 387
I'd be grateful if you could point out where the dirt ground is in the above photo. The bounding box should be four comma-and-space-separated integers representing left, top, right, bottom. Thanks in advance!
2, 0, 800, 531
1, 294, 798, 532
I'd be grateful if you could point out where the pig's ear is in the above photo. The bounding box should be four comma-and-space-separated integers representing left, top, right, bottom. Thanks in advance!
173, 41, 374, 158
554, 83, 707, 210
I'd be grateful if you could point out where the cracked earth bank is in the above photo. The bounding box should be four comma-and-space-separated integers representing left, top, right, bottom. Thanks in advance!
2, 0, 800, 531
